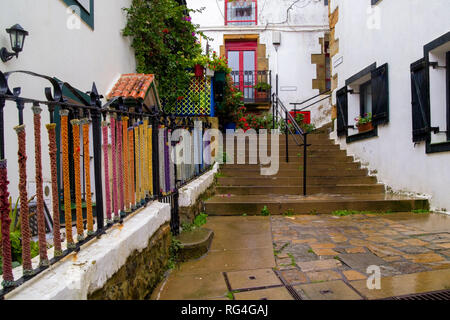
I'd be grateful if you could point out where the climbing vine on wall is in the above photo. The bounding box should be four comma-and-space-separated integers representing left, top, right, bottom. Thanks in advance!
123, 0, 208, 108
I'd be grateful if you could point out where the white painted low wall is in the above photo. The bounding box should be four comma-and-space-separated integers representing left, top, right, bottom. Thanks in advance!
178, 163, 219, 208
4, 201, 170, 300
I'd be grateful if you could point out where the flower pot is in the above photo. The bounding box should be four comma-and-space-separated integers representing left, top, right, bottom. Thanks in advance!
214, 71, 226, 82
205, 68, 215, 77
256, 91, 268, 100
357, 122, 374, 133
194, 64, 204, 77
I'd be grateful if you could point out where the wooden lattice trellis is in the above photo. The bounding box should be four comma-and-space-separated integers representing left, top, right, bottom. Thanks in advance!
166, 77, 214, 116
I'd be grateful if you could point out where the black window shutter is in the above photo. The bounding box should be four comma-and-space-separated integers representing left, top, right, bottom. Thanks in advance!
371, 63, 389, 125
336, 86, 348, 137
410, 58, 431, 143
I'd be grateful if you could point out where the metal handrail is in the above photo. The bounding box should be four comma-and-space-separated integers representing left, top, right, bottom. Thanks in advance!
272, 92, 310, 196
290, 90, 331, 108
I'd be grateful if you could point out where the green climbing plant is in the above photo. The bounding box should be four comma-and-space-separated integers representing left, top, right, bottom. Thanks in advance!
122, 0, 209, 109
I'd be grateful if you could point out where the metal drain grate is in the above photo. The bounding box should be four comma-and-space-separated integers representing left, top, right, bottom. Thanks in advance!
384, 289, 450, 300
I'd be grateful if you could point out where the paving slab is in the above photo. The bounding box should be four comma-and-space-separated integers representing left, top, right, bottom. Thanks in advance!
338, 253, 386, 271
279, 269, 309, 285
350, 269, 450, 299
177, 247, 276, 275
306, 270, 342, 282
157, 272, 229, 300
234, 287, 294, 300
296, 259, 341, 272
226, 269, 282, 290
343, 270, 367, 281
294, 280, 362, 300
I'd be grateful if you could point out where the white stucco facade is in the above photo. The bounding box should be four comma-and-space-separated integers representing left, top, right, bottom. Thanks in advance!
187, 0, 331, 127
0, 0, 136, 202
329, 0, 450, 212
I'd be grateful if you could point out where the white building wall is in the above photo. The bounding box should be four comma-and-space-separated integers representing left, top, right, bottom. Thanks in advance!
329, 0, 450, 212
187, 0, 330, 126
0, 0, 135, 202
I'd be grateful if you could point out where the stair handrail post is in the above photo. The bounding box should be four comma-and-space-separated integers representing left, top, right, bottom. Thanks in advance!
285, 110, 289, 163
272, 93, 276, 130
276, 74, 279, 126
303, 132, 308, 196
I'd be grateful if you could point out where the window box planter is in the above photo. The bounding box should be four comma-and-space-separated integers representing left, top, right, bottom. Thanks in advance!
256, 91, 268, 100
356, 122, 374, 133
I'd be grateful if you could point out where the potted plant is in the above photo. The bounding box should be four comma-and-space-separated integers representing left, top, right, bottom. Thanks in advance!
209, 51, 232, 83
192, 55, 210, 78
254, 82, 271, 100
355, 113, 373, 133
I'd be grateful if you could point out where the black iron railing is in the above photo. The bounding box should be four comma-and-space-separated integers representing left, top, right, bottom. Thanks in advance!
0, 69, 213, 297
272, 89, 310, 196
290, 90, 332, 112
230, 70, 271, 103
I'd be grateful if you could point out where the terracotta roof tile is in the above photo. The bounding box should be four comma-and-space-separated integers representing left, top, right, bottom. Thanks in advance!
107, 73, 155, 100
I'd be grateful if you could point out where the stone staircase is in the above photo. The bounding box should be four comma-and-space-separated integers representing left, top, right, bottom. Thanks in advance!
204, 125, 429, 215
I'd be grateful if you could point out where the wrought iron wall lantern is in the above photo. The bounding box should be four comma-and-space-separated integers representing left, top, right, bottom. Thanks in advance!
1, 24, 29, 63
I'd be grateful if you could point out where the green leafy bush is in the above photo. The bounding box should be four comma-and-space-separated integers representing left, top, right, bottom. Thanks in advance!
123, 0, 208, 108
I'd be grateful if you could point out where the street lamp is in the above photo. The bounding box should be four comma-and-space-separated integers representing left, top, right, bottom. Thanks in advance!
1, 24, 29, 63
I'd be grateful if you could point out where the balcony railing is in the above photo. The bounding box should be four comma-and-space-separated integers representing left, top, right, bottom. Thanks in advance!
230, 70, 271, 103
225, 0, 257, 26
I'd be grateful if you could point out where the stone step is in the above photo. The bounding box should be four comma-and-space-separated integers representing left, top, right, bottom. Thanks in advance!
221, 162, 362, 170
204, 195, 429, 216
217, 176, 377, 186
216, 184, 385, 195
220, 168, 369, 177
175, 228, 214, 262
224, 155, 356, 164
224, 148, 346, 157
224, 134, 332, 144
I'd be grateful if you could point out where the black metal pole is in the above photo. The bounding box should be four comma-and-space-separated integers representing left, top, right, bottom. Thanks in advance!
272, 94, 275, 130
303, 133, 308, 196
276, 74, 279, 126
17, 99, 25, 125
90, 90, 105, 231
285, 110, 289, 163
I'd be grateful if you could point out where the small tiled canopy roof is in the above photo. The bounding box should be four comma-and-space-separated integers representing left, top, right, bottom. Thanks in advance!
107, 73, 155, 100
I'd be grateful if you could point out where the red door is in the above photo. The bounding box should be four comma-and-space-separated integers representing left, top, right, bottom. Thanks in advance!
225, 41, 257, 102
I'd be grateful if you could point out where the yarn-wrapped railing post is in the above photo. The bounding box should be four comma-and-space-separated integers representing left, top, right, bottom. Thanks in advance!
14, 98, 33, 276
0, 94, 14, 288
45, 120, 62, 256
81, 115, 94, 236
60, 109, 75, 249
116, 112, 125, 217
122, 115, 130, 213
70, 118, 84, 242
32, 104, 49, 266
152, 115, 160, 198
102, 116, 112, 225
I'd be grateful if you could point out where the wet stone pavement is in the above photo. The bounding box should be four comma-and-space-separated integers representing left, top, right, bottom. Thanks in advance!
152, 213, 450, 300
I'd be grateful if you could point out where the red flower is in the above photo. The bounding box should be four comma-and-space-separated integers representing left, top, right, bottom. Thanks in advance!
177, 96, 184, 100
163, 28, 169, 34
